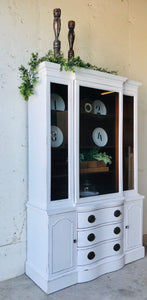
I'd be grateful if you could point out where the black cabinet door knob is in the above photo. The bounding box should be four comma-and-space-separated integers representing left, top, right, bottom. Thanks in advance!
87, 251, 95, 260
87, 233, 95, 242
114, 227, 121, 234
88, 215, 96, 223
113, 243, 120, 251
114, 210, 121, 217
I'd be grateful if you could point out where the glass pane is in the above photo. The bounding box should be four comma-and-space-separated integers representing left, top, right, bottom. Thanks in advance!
51, 83, 68, 200
123, 95, 134, 190
79, 86, 119, 198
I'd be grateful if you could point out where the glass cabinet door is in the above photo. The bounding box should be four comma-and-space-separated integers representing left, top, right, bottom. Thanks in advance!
79, 86, 119, 198
50, 82, 68, 201
123, 95, 134, 190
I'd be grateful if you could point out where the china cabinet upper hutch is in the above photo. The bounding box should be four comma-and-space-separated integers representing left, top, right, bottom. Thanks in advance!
26, 61, 144, 294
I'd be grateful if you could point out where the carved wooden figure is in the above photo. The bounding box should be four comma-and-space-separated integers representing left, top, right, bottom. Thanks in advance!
53, 8, 61, 56
68, 20, 75, 60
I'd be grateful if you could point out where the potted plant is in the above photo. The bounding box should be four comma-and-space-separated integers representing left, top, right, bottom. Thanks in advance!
93, 151, 112, 167
80, 149, 112, 169
83, 149, 98, 168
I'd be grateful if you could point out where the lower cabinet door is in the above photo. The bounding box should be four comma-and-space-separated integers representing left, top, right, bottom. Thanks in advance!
124, 199, 143, 251
50, 211, 76, 275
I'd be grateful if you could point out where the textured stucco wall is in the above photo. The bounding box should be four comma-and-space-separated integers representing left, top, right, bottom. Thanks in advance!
0, 0, 147, 281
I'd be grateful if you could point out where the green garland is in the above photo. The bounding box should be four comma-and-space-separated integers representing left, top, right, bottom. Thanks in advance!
18, 50, 117, 101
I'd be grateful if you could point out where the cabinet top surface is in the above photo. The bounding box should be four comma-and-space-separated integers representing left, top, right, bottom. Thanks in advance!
38, 61, 128, 86
38, 62, 141, 91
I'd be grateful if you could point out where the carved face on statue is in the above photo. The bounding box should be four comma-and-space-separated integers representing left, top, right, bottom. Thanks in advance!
53, 8, 61, 18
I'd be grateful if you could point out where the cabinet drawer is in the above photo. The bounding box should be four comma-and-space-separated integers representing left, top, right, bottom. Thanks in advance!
77, 206, 123, 229
78, 239, 123, 266
78, 222, 123, 247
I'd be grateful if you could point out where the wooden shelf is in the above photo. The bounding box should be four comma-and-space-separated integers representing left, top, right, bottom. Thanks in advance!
80, 167, 109, 174
80, 112, 115, 119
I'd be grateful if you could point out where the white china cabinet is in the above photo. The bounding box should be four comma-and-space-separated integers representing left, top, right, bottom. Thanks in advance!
26, 62, 144, 294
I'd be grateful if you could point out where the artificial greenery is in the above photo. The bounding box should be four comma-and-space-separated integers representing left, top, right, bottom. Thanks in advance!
80, 149, 98, 162
18, 50, 117, 101
93, 152, 112, 165
19, 53, 39, 101
80, 149, 112, 165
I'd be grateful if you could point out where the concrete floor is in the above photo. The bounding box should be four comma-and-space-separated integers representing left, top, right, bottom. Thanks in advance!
0, 242, 147, 300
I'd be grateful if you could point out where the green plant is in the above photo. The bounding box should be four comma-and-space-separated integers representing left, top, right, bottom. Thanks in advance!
18, 50, 117, 101
93, 152, 112, 165
80, 153, 85, 162
19, 53, 39, 101
80, 149, 98, 161
80, 149, 112, 165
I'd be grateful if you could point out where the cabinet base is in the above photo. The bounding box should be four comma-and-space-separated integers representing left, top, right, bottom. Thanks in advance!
77, 254, 125, 283
26, 255, 124, 294
125, 246, 145, 264
26, 261, 77, 294
26, 250, 145, 294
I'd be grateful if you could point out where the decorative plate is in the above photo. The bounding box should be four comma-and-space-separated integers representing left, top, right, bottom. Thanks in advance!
84, 102, 93, 113
92, 127, 108, 147
93, 100, 107, 115
51, 126, 63, 147
51, 93, 65, 111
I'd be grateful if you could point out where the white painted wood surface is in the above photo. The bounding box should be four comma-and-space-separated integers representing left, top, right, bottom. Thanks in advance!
27, 62, 144, 294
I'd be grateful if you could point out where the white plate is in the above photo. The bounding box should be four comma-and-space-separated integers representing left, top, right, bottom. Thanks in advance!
92, 127, 108, 147
93, 100, 107, 115
51, 126, 63, 147
51, 93, 65, 111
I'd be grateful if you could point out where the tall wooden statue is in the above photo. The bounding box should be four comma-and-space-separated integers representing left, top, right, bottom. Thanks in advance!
68, 20, 75, 60
53, 8, 61, 56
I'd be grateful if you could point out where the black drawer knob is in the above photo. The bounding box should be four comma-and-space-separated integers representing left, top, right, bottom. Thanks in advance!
114, 210, 121, 217
114, 227, 121, 234
113, 243, 120, 251
88, 215, 96, 223
87, 251, 95, 260
87, 233, 95, 242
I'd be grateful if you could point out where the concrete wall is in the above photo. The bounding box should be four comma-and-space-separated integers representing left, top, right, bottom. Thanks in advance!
0, 0, 147, 281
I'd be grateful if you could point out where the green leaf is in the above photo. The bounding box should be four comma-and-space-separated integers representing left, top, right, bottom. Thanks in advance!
18, 49, 118, 101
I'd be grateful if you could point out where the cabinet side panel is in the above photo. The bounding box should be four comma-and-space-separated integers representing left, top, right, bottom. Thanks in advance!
26, 207, 49, 279
28, 76, 48, 209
